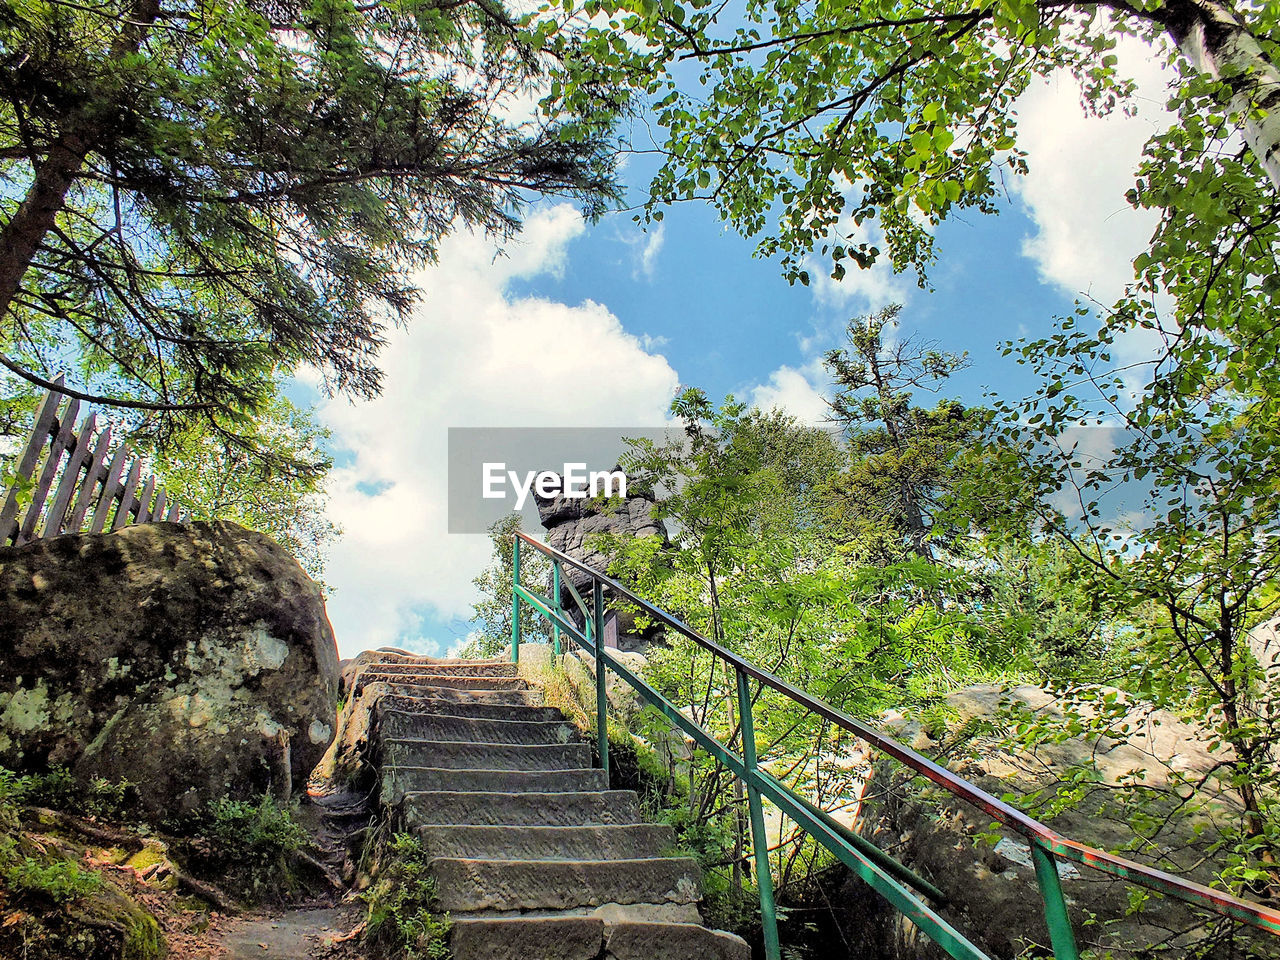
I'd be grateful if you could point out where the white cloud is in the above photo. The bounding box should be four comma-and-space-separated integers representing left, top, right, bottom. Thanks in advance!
807, 248, 914, 313
800, 181, 921, 313
637, 224, 665, 279
746, 357, 831, 425
317, 205, 679, 657
1013, 39, 1174, 309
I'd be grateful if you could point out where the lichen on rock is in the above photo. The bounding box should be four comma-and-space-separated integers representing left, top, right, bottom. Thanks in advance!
0, 520, 340, 815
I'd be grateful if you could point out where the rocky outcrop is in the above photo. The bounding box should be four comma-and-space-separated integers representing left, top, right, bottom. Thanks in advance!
844, 684, 1274, 959
0, 521, 339, 815
534, 476, 669, 652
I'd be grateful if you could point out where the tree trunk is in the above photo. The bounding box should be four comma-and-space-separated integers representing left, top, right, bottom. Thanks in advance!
0, 0, 161, 323
1162, 0, 1280, 190
867, 342, 934, 561
0, 133, 92, 322
1214, 622, 1280, 895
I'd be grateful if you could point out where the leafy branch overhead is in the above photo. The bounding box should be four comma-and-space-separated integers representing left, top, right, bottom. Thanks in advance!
0, 0, 622, 435
541, 0, 1279, 405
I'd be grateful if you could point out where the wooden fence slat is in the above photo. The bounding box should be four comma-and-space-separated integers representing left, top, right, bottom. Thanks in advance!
111, 459, 143, 532
43, 412, 98, 538
90, 443, 131, 534
3, 386, 189, 544
18, 397, 81, 545
136, 475, 157, 524
0, 385, 64, 545
66, 426, 113, 533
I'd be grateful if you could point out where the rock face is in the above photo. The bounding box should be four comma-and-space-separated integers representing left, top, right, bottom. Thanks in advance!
0, 520, 339, 814
844, 684, 1274, 959
534, 477, 669, 652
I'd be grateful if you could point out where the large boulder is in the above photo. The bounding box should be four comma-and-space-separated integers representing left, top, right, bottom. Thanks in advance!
0, 520, 339, 814
844, 684, 1274, 960
534, 476, 669, 652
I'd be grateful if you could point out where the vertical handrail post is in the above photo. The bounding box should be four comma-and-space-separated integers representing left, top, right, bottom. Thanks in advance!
735, 667, 782, 960
511, 535, 521, 663
552, 560, 562, 657
592, 578, 609, 782
1031, 841, 1080, 960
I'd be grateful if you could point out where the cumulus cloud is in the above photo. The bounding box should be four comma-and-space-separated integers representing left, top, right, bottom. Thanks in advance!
1013, 39, 1175, 308
806, 244, 915, 314
637, 224, 665, 279
746, 357, 831, 425
317, 205, 679, 656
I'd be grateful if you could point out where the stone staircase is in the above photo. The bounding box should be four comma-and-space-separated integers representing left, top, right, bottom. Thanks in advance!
363, 653, 751, 960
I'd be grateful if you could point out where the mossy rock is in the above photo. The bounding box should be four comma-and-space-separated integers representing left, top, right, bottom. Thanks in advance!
0, 521, 340, 816
124, 841, 178, 893
1, 831, 166, 960
0, 876, 166, 960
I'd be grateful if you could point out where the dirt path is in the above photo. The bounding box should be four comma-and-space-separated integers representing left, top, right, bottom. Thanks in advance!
216, 904, 361, 959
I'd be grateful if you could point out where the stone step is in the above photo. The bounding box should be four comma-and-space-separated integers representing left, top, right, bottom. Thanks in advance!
604, 921, 751, 960
377, 695, 565, 723
382, 739, 593, 772
373, 661, 520, 678
429, 857, 702, 913
356, 672, 527, 693
379, 710, 578, 746
400, 790, 640, 828
449, 916, 750, 960
388, 655, 510, 666
445, 903, 703, 925
367, 681, 543, 708
412, 823, 675, 861
384, 766, 607, 801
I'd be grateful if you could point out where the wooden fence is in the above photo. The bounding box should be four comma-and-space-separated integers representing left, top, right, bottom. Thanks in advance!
1, 384, 184, 548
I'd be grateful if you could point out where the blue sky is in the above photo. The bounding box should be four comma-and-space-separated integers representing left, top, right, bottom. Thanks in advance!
311, 42, 1173, 659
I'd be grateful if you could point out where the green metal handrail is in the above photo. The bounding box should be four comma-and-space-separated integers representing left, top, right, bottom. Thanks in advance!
510, 531, 1280, 960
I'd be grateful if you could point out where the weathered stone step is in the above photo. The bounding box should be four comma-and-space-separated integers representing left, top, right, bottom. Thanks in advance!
377, 695, 565, 723
412, 823, 675, 861
379, 710, 578, 746
356, 672, 527, 693
449, 916, 750, 960
381, 739, 592, 772
384, 655, 510, 667
400, 790, 640, 827
461, 903, 703, 924
429, 857, 702, 913
373, 661, 520, 678
384, 766, 607, 801
367, 681, 542, 708
604, 921, 751, 960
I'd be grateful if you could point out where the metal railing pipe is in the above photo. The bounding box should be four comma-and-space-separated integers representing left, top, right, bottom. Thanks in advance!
513, 531, 1280, 939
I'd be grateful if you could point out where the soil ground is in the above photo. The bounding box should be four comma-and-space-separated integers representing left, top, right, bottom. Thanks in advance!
213, 904, 362, 960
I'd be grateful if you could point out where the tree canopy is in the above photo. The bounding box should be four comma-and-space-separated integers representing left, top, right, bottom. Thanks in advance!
0, 0, 620, 445
544, 0, 1280, 412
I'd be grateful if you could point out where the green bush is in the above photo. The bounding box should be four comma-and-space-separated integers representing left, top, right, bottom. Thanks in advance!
206, 796, 309, 865
176, 794, 309, 903
0, 765, 138, 821
362, 833, 451, 960
0, 839, 102, 903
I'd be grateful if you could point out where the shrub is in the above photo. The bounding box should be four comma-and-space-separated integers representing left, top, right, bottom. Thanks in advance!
0, 765, 138, 821
0, 839, 102, 903
362, 833, 451, 960
179, 794, 309, 903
